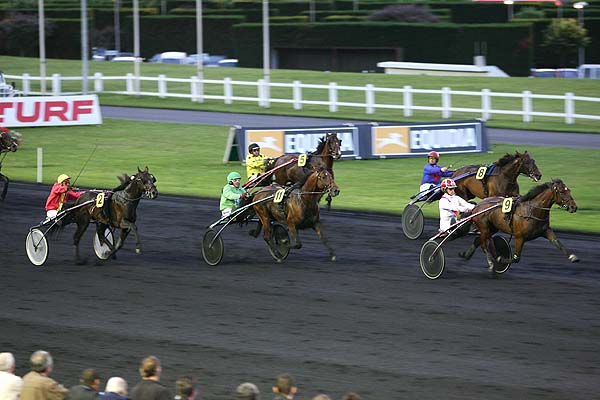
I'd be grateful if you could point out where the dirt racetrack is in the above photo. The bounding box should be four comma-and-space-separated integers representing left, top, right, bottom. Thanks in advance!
1, 182, 599, 400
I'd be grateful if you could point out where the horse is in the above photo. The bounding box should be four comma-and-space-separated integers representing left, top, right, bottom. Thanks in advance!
451, 151, 542, 201
63, 167, 158, 264
269, 132, 342, 185
251, 168, 340, 261
460, 178, 579, 271
0, 127, 21, 201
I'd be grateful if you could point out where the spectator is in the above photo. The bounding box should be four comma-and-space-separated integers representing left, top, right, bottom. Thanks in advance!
130, 356, 170, 400
98, 377, 129, 400
20, 350, 69, 400
271, 374, 296, 400
0, 352, 23, 400
173, 376, 196, 400
341, 393, 361, 400
235, 382, 259, 400
65, 369, 101, 400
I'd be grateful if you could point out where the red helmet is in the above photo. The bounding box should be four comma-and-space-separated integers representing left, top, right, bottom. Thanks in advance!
427, 151, 440, 160
441, 178, 457, 191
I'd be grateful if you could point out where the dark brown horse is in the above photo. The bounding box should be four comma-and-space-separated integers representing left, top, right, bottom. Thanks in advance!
0, 127, 21, 201
252, 168, 340, 261
461, 178, 578, 271
270, 132, 342, 185
452, 151, 542, 201
64, 167, 158, 264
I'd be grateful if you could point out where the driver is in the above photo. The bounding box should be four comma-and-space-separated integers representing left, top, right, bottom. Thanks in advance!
420, 151, 454, 192
439, 178, 475, 232
45, 174, 83, 220
246, 143, 269, 180
220, 171, 247, 218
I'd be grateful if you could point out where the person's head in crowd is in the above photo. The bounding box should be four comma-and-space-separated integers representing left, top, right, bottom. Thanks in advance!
139, 356, 162, 380
312, 395, 331, 400
80, 368, 101, 390
0, 352, 16, 373
105, 377, 128, 395
174, 376, 197, 400
272, 373, 297, 399
30, 350, 53, 375
235, 382, 260, 400
341, 392, 361, 400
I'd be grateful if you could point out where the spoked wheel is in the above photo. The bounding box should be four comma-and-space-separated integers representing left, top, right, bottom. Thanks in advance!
93, 227, 115, 260
202, 229, 224, 266
402, 204, 424, 240
492, 235, 512, 274
420, 240, 445, 279
267, 223, 290, 263
26, 229, 49, 266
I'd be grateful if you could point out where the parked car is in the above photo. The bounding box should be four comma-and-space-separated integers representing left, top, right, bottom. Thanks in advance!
578, 64, 600, 79
186, 53, 210, 65
0, 71, 19, 97
92, 48, 121, 61
556, 68, 578, 78
530, 68, 557, 78
217, 59, 238, 68
148, 52, 188, 64
111, 55, 143, 62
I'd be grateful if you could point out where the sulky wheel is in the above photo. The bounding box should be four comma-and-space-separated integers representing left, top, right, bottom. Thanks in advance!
420, 240, 445, 280
26, 229, 49, 266
267, 223, 290, 263
402, 204, 424, 240
93, 227, 115, 260
202, 229, 224, 266
492, 235, 512, 274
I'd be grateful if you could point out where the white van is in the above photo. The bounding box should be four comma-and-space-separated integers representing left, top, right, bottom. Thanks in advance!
577, 64, 600, 79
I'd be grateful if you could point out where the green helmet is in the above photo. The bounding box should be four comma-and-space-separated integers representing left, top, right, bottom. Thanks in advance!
227, 171, 241, 182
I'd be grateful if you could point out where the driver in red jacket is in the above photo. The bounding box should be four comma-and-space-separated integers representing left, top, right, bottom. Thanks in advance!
45, 174, 83, 220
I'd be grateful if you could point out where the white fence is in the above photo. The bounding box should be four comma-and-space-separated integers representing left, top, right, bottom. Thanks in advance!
6, 72, 600, 124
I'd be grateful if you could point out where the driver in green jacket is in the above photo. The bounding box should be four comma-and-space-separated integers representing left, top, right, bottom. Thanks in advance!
220, 171, 247, 218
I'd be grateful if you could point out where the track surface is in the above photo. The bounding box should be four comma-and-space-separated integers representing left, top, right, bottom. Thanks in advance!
1, 182, 599, 399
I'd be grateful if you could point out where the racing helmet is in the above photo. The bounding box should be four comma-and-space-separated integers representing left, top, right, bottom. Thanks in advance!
248, 143, 260, 153
56, 174, 71, 183
227, 171, 242, 183
441, 178, 457, 191
427, 151, 440, 160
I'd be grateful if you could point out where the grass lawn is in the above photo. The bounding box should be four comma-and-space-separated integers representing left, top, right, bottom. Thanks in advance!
2, 55, 600, 133
4, 119, 598, 233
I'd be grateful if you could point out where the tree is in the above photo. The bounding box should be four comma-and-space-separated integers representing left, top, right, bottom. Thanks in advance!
542, 18, 591, 67
367, 5, 439, 23
0, 13, 56, 57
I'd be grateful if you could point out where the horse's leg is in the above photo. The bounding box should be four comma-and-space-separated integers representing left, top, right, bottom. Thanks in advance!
287, 224, 302, 249
476, 230, 497, 271
0, 173, 8, 201
73, 220, 90, 265
313, 221, 336, 261
459, 236, 481, 261
511, 237, 525, 263
544, 228, 579, 263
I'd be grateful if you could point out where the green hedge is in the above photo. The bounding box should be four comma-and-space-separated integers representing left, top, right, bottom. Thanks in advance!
233, 21, 534, 76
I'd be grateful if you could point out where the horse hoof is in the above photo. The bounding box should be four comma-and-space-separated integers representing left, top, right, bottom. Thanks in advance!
330, 255, 336, 262
458, 251, 468, 260
135, 248, 142, 254
75, 258, 88, 266
569, 254, 580, 263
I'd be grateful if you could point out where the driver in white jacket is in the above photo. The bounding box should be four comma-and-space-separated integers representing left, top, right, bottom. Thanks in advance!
438, 178, 475, 232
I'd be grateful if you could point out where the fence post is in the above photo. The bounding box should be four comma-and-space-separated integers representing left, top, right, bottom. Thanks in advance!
442, 87, 451, 119
224, 77, 233, 105
329, 82, 338, 112
157, 74, 166, 99
126, 73, 134, 93
52, 74, 61, 96
258, 79, 265, 107
366, 84, 374, 114
22, 73, 31, 95
403, 86, 412, 117
522, 90, 532, 122
293, 80, 302, 110
481, 88, 491, 121
37, 148, 43, 183
93, 72, 103, 92
565, 92, 574, 124
193, 76, 204, 103
191, 76, 198, 102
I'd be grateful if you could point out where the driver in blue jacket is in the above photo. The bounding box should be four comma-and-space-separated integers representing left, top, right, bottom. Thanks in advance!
420, 151, 454, 192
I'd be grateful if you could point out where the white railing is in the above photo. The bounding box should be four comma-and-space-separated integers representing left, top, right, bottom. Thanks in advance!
5, 73, 600, 124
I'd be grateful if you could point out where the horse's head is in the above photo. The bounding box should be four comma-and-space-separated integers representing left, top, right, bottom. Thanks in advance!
551, 179, 577, 213
325, 133, 342, 160
516, 151, 542, 182
314, 169, 340, 198
134, 166, 158, 199
0, 128, 20, 152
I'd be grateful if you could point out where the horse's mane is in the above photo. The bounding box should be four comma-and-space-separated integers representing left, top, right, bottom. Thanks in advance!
520, 178, 562, 202
312, 136, 327, 155
496, 153, 517, 168
112, 173, 131, 191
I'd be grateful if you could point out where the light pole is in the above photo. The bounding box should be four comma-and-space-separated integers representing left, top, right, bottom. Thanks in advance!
38, 0, 46, 94
114, 0, 121, 52
262, 0, 270, 106
574, 1, 588, 66
133, 0, 140, 94
196, 0, 204, 102
81, 0, 89, 94
504, 0, 514, 22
